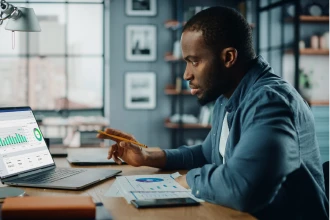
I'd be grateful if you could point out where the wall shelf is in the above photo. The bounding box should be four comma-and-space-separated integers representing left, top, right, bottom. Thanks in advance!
309, 100, 329, 106
164, 20, 186, 30
300, 49, 329, 55
300, 16, 329, 23
285, 16, 329, 23
165, 20, 255, 29
165, 85, 191, 95
285, 48, 329, 55
164, 118, 211, 129
164, 52, 184, 62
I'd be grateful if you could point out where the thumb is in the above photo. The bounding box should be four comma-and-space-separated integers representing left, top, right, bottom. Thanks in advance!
119, 141, 142, 153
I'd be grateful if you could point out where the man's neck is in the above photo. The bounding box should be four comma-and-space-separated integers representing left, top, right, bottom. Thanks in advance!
223, 58, 256, 99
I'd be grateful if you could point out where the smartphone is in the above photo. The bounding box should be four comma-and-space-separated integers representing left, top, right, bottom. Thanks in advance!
131, 197, 200, 208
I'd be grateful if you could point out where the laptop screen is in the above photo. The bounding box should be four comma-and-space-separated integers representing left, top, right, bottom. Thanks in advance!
0, 107, 54, 179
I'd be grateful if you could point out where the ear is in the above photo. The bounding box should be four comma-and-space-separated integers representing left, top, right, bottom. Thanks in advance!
220, 47, 238, 68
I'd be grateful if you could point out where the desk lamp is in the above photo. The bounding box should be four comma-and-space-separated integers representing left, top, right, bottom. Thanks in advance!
0, 0, 41, 32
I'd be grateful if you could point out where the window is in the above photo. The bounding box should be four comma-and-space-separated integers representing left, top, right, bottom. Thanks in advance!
0, 1, 104, 111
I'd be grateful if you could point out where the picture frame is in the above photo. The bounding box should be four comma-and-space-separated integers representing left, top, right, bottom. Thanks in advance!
126, 25, 157, 62
126, 0, 157, 16
125, 72, 156, 109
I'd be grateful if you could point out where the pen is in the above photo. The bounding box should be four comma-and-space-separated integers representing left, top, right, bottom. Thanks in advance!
96, 130, 148, 148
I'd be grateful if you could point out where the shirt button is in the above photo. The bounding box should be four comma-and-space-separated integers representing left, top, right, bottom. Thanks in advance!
196, 190, 200, 195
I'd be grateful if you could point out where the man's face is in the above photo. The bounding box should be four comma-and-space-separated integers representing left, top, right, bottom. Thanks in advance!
181, 31, 234, 105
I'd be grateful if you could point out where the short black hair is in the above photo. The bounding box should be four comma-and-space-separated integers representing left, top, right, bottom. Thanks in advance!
183, 6, 255, 62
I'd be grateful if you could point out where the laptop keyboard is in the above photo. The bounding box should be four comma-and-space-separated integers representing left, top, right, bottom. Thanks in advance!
15, 168, 87, 184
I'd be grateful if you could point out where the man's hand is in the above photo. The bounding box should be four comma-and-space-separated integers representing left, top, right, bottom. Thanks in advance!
97, 128, 148, 166
175, 174, 190, 189
97, 128, 167, 168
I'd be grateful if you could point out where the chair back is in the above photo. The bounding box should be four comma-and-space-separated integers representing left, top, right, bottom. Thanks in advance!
323, 161, 329, 199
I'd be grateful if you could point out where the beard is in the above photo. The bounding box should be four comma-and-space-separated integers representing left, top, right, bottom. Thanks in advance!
197, 62, 233, 106
198, 86, 222, 106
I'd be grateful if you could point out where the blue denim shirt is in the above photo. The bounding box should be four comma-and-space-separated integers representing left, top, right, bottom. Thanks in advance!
164, 56, 328, 219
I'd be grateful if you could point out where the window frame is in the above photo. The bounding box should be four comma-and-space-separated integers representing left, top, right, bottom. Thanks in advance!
0, 1, 106, 116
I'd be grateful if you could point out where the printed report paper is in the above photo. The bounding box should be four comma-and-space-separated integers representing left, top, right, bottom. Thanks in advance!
116, 172, 187, 193
104, 172, 202, 203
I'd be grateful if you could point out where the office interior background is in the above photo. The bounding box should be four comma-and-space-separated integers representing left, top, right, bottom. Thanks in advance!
0, 0, 328, 162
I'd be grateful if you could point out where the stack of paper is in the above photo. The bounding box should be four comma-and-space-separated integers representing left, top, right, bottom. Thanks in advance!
105, 172, 201, 203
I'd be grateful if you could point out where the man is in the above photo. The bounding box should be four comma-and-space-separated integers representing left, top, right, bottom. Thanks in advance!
98, 6, 328, 219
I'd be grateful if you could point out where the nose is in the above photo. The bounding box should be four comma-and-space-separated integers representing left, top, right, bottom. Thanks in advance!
183, 64, 193, 81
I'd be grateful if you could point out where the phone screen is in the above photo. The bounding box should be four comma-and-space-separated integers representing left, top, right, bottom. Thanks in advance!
131, 198, 200, 208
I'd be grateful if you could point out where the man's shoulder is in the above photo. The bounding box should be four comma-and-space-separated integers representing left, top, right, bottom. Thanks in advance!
248, 73, 300, 104
239, 73, 309, 118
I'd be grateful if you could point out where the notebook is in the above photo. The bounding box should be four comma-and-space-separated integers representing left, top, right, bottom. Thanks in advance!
44, 138, 68, 158
0, 107, 121, 190
67, 148, 126, 165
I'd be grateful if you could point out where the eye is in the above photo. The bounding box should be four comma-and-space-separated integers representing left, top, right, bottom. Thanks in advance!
191, 61, 198, 66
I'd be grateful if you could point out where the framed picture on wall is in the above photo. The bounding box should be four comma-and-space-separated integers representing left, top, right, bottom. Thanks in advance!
126, 0, 157, 16
125, 72, 156, 109
126, 25, 157, 61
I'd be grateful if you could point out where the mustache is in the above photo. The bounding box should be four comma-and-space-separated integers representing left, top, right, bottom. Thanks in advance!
188, 81, 200, 89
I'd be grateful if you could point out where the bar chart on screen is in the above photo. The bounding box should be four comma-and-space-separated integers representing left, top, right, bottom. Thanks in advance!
0, 131, 28, 146
0, 126, 44, 154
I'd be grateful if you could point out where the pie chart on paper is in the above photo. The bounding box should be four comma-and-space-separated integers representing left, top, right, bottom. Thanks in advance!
135, 178, 164, 183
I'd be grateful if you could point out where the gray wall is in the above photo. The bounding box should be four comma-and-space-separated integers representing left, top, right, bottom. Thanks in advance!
109, 0, 174, 148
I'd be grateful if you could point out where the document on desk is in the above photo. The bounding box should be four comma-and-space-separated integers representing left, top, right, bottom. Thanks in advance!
116, 172, 187, 192
104, 180, 122, 197
104, 172, 202, 203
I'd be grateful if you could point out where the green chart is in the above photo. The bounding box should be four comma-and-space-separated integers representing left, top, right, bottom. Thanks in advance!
33, 128, 43, 141
0, 133, 28, 146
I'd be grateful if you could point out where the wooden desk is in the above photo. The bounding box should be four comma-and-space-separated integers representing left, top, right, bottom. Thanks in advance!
1, 155, 256, 220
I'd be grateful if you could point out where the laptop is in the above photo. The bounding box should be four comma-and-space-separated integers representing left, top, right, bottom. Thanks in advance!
0, 107, 121, 190
67, 148, 126, 165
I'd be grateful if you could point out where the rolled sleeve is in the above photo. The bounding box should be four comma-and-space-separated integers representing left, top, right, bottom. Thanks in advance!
163, 132, 212, 170
163, 145, 207, 170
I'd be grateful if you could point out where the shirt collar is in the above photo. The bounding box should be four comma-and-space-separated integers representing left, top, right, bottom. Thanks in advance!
224, 55, 272, 113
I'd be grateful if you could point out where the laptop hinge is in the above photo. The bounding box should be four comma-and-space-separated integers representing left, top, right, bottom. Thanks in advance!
2, 165, 55, 182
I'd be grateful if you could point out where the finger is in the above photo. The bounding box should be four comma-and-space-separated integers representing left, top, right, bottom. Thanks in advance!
119, 141, 142, 154
96, 133, 122, 142
105, 128, 135, 140
97, 133, 124, 142
108, 144, 118, 159
112, 152, 122, 165
97, 128, 135, 143
98, 135, 125, 143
